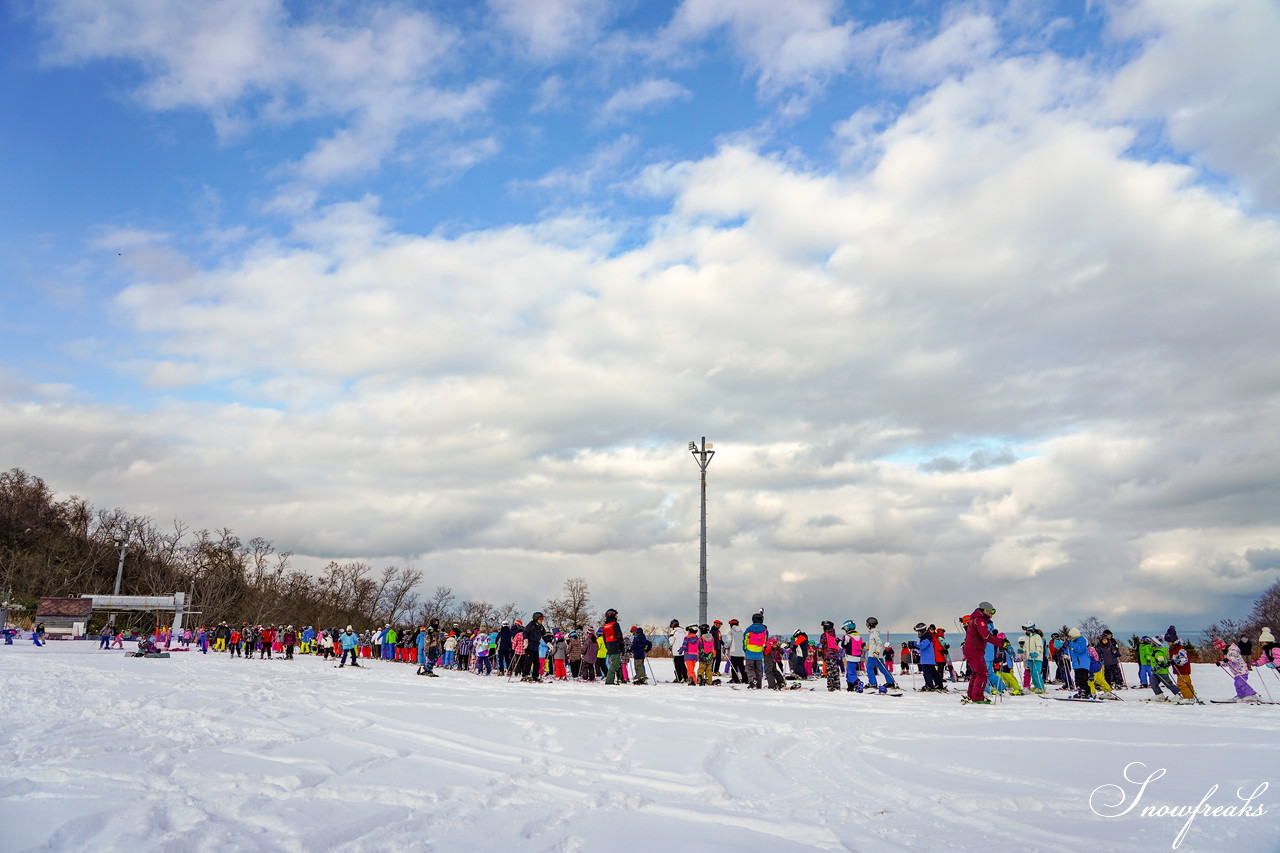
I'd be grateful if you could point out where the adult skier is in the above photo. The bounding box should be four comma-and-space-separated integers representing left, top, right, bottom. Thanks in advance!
601, 608, 625, 684
520, 613, 546, 681
497, 621, 514, 675
742, 610, 769, 689
726, 619, 745, 684
1097, 629, 1123, 688
1023, 624, 1046, 693
863, 617, 898, 693
668, 619, 686, 683
962, 601, 1000, 703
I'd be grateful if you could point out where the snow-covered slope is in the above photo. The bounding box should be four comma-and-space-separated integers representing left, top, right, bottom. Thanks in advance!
2, 643, 1277, 852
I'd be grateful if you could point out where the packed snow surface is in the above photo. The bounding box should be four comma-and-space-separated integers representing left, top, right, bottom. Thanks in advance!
2, 643, 1278, 853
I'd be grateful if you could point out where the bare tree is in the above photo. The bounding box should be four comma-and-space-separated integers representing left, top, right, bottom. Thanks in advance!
1076, 616, 1109, 644
544, 577, 595, 631
1247, 577, 1280, 635
416, 585, 457, 628
494, 601, 522, 626
455, 599, 499, 630
375, 566, 424, 625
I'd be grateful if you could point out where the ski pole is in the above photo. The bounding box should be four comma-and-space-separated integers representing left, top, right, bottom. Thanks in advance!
506, 652, 525, 682
1252, 667, 1275, 703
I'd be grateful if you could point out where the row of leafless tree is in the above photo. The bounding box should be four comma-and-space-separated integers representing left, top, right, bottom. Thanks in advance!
1, 468, 638, 635
2, 469, 436, 630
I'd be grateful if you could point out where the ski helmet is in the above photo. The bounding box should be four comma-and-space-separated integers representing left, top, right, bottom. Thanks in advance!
864, 617, 876, 628
842, 620, 856, 633
605, 608, 617, 620
821, 620, 834, 631
751, 612, 764, 624
670, 618, 680, 627
699, 623, 710, 633
532, 612, 544, 621
728, 618, 739, 625
978, 601, 996, 613
914, 622, 927, 633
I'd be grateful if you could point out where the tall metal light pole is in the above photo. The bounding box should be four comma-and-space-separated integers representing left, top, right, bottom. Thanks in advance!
108, 521, 133, 628
689, 437, 715, 626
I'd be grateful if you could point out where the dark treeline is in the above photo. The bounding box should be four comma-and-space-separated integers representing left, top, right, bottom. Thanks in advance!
0, 468, 519, 632
1204, 577, 1280, 648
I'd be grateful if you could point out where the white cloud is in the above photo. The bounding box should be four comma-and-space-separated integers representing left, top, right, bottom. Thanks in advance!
1106, 0, 1280, 207
598, 79, 692, 122
12, 7, 1280, 629
664, 0, 857, 97
36, 0, 495, 183
487, 0, 612, 60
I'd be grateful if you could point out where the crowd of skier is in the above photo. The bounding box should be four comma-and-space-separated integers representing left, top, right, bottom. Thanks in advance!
57, 598, 1280, 705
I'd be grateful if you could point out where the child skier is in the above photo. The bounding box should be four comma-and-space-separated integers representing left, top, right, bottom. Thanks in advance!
1137, 636, 1153, 688
551, 632, 568, 680
697, 624, 716, 685
839, 622, 864, 691
1067, 628, 1093, 699
630, 626, 651, 684
994, 635, 1024, 695
1146, 639, 1185, 702
679, 626, 700, 685
818, 621, 842, 691
1088, 646, 1115, 698
1213, 638, 1260, 702
1167, 627, 1197, 701
764, 634, 786, 690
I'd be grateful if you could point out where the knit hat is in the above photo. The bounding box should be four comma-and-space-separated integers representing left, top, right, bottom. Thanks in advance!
1259, 628, 1276, 644
1164, 625, 1178, 643
1212, 638, 1226, 650
1068, 627, 1081, 638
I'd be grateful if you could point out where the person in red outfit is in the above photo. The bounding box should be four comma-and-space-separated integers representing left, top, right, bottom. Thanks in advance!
962, 602, 1000, 703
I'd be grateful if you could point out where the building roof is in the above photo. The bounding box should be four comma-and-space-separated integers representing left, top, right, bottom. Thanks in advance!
36, 597, 93, 618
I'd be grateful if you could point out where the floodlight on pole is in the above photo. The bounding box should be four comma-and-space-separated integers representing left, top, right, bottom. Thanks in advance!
108, 521, 134, 627
689, 437, 715, 626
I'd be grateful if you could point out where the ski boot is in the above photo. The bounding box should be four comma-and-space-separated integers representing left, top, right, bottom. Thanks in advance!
854, 681, 864, 693
877, 685, 888, 695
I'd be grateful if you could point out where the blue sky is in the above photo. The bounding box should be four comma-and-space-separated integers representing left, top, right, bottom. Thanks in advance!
3, 0, 1280, 633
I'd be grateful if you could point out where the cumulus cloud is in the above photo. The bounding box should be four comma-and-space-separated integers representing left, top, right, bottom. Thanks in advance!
664, 0, 858, 98
10, 3, 1280, 630
35, 0, 495, 183
1106, 0, 1280, 208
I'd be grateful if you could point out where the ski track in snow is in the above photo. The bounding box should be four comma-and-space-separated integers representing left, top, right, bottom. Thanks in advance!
2, 645, 1278, 852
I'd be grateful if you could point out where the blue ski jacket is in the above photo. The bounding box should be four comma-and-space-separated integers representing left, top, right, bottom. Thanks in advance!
1068, 636, 1091, 669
